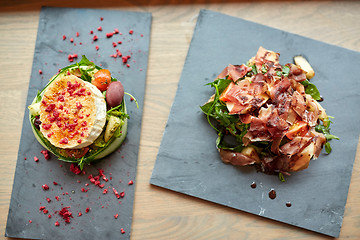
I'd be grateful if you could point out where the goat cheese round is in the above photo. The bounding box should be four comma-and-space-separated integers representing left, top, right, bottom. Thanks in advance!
39, 75, 106, 149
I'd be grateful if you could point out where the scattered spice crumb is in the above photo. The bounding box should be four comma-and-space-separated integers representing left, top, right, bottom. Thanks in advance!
59, 207, 73, 223
114, 28, 119, 34
39, 69, 43, 74
40, 150, 50, 160
70, 163, 81, 175
129, 29, 134, 34
97, 26, 102, 31
95, 45, 99, 51
68, 54, 78, 62
100, 17, 104, 21
78, 212, 82, 217
53, 181, 58, 185
114, 214, 119, 219
29, 220, 32, 223
34, 156, 39, 162
70, 38, 74, 43
62, 35, 66, 40
85, 207, 90, 213
90, 30, 94, 34
42, 184, 49, 191
55, 221, 60, 226
76, 32, 80, 37
128, 180, 133, 185
121, 228, 125, 234
46, 198, 51, 203
48, 214, 52, 218
93, 35, 98, 41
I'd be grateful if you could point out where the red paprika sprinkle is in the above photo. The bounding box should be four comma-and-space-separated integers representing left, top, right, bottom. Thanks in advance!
106, 32, 114, 38
112, 42, 117, 47
93, 35, 98, 41
85, 207, 90, 213
41, 150, 50, 160
39, 206, 46, 211
70, 37, 74, 43
39, 69, 43, 74
90, 30, 94, 34
76, 32, 79, 37
55, 221, 60, 226
59, 207, 73, 223
128, 180, 133, 185
46, 198, 51, 203
34, 156, 39, 162
53, 181, 58, 185
121, 228, 125, 234
78, 212, 82, 217
100, 17, 104, 21
97, 26, 102, 31
55, 196, 60, 201
62, 35, 66, 40
114, 214, 119, 219
43, 209, 49, 214
29, 220, 32, 223
95, 45, 99, 51
103, 189, 108, 194
129, 29, 134, 34
118, 41, 122, 44
114, 28, 119, 34
42, 184, 49, 190
59, 137, 69, 144
48, 214, 52, 218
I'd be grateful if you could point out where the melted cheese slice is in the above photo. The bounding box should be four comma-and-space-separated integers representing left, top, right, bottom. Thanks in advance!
39, 75, 106, 149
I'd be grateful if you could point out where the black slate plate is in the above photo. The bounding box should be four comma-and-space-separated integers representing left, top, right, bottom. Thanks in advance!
6, 7, 151, 240
150, 9, 360, 237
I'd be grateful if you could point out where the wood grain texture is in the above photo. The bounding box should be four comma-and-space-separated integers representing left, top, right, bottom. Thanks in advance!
0, 1, 359, 239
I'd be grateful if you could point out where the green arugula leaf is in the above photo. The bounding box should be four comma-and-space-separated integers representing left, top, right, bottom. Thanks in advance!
279, 172, 286, 182
282, 65, 290, 77
325, 142, 332, 154
301, 79, 321, 100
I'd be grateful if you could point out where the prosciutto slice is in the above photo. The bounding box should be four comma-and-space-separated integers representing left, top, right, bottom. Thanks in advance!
216, 64, 252, 82
206, 46, 330, 174
219, 148, 257, 166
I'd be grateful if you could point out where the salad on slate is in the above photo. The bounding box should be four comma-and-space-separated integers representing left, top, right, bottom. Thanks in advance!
201, 47, 338, 178
28, 56, 137, 170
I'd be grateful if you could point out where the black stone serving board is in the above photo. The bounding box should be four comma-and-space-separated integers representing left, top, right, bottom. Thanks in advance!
6, 7, 151, 240
150, 9, 360, 238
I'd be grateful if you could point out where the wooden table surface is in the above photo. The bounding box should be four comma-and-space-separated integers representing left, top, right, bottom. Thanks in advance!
1, 1, 359, 239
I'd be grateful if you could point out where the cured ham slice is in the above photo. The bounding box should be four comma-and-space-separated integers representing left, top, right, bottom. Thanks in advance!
219, 148, 258, 166
216, 64, 252, 82
203, 46, 333, 174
